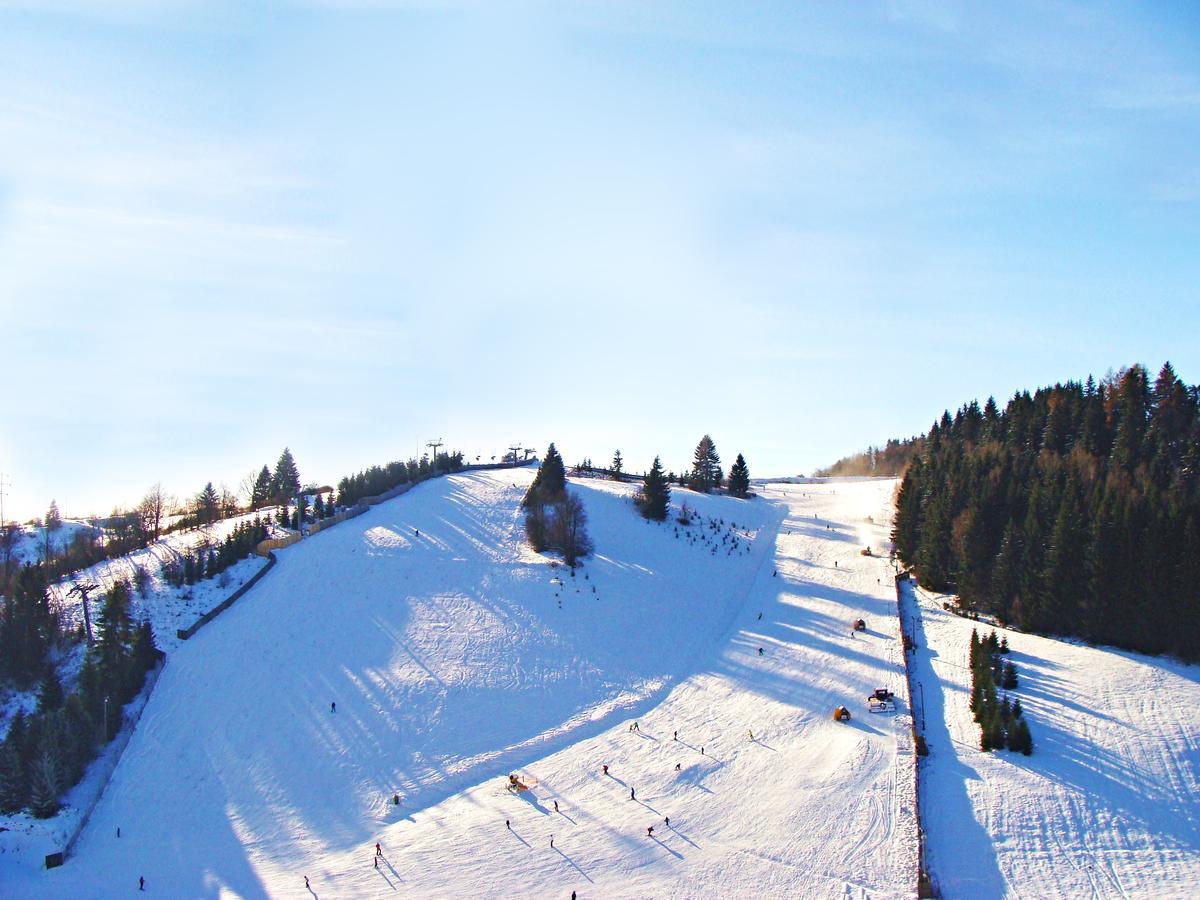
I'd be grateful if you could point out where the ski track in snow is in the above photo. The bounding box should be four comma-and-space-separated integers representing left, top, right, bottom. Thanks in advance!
10, 473, 1195, 897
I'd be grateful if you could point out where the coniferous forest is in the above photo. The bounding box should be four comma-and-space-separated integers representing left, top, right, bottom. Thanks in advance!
892, 363, 1200, 660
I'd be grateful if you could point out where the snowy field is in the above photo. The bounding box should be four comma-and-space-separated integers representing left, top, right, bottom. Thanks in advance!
5, 471, 913, 897
904, 582, 1200, 899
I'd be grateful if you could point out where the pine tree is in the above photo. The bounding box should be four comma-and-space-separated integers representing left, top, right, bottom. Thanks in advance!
690, 435, 721, 493
611, 450, 624, 482
251, 466, 273, 510
525, 444, 567, 507
0, 737, 25, 813
272, 447, 301, 502
45, 500, 62, 531
27, 730, 63, 818
314, 493, 326, 519
638, 457, 671, 521
1, 564, 56, 688
728, 454, 750, 498
196, 482, 220, 526
37, 669, 64, 714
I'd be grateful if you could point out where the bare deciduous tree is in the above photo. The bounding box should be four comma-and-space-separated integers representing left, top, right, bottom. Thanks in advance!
139, 482, 168, 542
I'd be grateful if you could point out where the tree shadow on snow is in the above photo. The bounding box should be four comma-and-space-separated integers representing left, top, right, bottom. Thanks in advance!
899, 581, 1006, 897
553, 846, 594, 883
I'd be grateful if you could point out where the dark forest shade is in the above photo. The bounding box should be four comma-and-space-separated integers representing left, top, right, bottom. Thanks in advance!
892, 363, 1200, 661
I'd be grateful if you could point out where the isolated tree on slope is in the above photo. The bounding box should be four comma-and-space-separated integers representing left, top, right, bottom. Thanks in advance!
611, 450, 624, 481
690, 435, 721, 493
524, 444, 567, 508
728, 454, 751, 498
45, 500, 62, 531
638, 456, 671, 521
272, 448, 301, 503
555, 493, 594, 567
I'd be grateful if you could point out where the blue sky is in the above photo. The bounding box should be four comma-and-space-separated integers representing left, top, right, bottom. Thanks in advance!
1, 1, 1198, 521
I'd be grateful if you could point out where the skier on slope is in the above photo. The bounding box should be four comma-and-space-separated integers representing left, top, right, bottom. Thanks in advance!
647, 825, 654, 837
603, 764, 609, 776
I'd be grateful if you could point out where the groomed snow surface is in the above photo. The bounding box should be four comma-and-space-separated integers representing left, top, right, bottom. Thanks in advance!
904, 580, 1200, 899
6, 472, 915, 898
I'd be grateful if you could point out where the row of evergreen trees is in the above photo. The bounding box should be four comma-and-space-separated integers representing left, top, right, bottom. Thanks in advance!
0, 578, 160, 817
162, 518, 271, 589
523, 445, 593, 566
969, 629, 1032, 754
578, 438, 752, 500
335, 451, 465, 508
893, 363, 1200, 660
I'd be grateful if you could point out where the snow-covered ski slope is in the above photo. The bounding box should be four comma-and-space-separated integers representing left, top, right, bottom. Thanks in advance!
905, 581, 1200, 899
10, 473, 912, 897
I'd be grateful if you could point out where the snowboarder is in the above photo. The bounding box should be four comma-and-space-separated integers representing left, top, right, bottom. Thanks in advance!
602, 764, 609, 776
331, 701, 336, 713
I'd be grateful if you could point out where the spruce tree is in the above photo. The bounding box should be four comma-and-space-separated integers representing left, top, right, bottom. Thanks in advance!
525, 444, 567, 507
611, 450, 624, 482
45, 500, 62, 531
196, 482, 220, 526
251, 466, 272, 510
0, 737, 25, 813
690, 435, 721, 493
728, 454, 750, 498
27, 731, 63, 818
37, 669, 64, 714
272, 448, 301, 502
638, 457, 671, 521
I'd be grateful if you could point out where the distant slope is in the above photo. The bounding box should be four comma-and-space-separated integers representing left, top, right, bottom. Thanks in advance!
816, 437, 920, 477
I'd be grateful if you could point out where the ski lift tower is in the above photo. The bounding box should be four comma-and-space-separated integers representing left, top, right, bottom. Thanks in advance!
426, 439, 444, 471
68, 581, 100, 647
